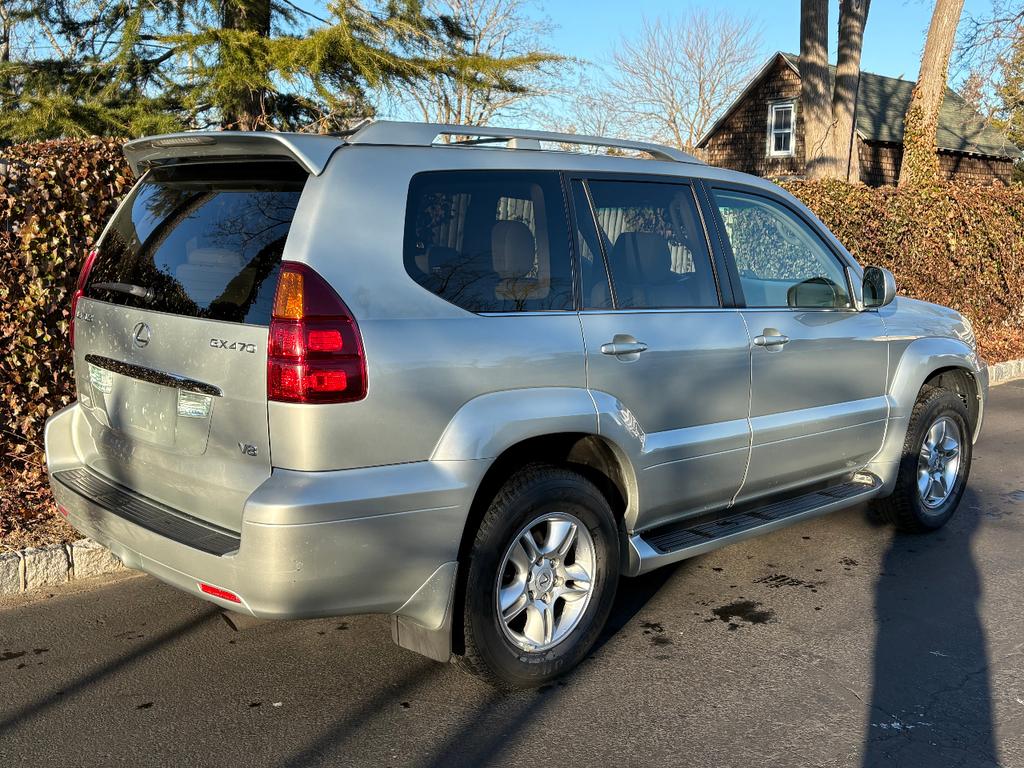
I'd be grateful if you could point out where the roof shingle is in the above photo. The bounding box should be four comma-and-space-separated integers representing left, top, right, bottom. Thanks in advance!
779, 52, 1022, 159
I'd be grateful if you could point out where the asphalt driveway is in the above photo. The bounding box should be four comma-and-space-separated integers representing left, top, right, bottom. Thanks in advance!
3, 381, 1024, 768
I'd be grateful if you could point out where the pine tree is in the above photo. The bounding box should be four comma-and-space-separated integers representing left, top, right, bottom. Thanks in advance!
0, 0, 194, 139
0, 0, 558, 139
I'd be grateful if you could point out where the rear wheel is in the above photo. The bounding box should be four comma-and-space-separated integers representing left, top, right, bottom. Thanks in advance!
457, 464, 620, 689
873, 387, 972, 532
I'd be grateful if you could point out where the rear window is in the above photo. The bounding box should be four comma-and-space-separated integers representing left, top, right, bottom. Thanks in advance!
86, 161, 307, 324
403, 170, 574, 312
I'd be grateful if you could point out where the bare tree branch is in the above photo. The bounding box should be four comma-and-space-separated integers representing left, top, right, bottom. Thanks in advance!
596, 9, 764, 152
391, 0, 568, 130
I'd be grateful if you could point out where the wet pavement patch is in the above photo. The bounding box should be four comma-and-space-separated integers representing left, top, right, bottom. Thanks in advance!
640, 621, 674, 646
709, 600, 774, 629
0, 650, 27, 662
754, 574, 819, 592
1008, 489, 1024, 502
136, 702, 154, 710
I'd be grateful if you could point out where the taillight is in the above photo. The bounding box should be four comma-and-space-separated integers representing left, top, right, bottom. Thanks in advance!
267, 262, 367, 404
70, 249, 97, 348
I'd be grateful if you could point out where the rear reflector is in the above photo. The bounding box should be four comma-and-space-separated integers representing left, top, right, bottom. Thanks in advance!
267, 262, 367, 404
57, 505, 69, 517
199, 583, 241, 603
70, 249, 98, 349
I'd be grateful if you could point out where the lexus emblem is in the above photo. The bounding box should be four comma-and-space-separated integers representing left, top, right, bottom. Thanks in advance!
132, 322, 152, 349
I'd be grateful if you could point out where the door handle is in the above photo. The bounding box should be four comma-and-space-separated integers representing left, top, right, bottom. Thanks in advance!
600, 341, 649, 356
753, 330, 790, 348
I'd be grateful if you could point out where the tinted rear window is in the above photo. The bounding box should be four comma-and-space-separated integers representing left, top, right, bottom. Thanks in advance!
403, 170, 574, 312
86, 161, 307, 324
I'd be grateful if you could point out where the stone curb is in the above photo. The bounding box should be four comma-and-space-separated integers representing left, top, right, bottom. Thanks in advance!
0, 539, 123, 598
988, 358, 1024, 386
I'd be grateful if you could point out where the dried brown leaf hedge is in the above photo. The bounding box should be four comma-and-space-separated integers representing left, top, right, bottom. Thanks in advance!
783, 179, 1024, 362
0, 140, 1022, 531
1, 138, 131, 526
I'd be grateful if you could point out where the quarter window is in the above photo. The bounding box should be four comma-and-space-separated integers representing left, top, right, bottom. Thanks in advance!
582, 180, 719, 309
712, 189, 851, 309
404, 171, 573, 313
767, 101, 795, 157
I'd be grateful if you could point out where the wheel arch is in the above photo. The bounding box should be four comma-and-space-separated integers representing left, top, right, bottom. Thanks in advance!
866, 336, 987, 495
449, 431, 636, 655
922, 366, 982, 437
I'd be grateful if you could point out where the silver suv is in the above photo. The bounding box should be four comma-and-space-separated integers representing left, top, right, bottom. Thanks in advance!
45, 122, 988, 688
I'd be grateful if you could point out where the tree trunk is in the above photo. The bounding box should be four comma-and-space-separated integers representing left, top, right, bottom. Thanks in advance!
827, 0, 870, 181
0, 3, 11, 64
800, 0, 831, 178
221, 0, 272, 130
899, 0, 965, 187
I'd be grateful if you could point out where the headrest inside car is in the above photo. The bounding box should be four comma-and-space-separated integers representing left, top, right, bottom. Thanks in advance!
612, 232, 673, 283
491, 220, 535, 277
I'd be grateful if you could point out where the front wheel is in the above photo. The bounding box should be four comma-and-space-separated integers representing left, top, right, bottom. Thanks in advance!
873, 386, 973, 532
456, 464, 620, 689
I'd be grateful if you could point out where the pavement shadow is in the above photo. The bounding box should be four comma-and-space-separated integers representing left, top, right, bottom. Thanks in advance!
273, 564, 680, 768
862, 487, 999, 767
0, 608, 218, 737
420, 566, 681, 768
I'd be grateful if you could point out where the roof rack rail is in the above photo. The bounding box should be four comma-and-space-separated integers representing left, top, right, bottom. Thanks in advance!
344, 121, 702, 164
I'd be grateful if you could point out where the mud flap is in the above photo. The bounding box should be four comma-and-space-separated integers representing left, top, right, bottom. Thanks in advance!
390, 561, 458, 663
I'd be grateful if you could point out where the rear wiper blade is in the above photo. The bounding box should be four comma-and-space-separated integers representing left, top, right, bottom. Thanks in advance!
91, 281, 155, 302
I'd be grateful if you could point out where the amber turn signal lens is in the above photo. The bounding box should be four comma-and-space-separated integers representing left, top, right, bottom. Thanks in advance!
273, 270, 304, 320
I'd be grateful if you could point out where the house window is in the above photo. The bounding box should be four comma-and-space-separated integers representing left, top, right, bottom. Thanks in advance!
767, 101, 795, 157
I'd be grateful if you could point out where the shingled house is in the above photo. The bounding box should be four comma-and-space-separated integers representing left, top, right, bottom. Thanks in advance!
696, 51, 1022, 186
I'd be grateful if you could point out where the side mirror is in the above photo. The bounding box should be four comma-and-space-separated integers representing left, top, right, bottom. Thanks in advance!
863, 266, 896, 308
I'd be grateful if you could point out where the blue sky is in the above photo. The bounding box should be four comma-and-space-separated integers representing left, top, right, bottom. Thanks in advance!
529, 0, 991, 85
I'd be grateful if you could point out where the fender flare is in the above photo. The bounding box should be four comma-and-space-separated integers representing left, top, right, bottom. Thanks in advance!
430, 386, 644, 518
866, 336, 987, 493
886, 337, 984, 421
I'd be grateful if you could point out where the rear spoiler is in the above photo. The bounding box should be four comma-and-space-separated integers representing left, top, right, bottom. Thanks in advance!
122, 132, 344, 177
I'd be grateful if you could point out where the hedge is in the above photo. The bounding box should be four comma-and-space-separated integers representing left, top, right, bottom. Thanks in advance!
783, 179, 1024, 363
1, 140, 1023, 529
1, 139, 132, 524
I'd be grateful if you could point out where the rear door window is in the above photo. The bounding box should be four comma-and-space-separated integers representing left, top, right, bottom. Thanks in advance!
86, 161, 306, 325
582, 179, 720, 309
404, 171, 574, 312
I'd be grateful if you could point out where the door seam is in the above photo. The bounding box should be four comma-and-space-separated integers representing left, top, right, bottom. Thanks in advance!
577, 311, 602, 434
730, 310, 755, 508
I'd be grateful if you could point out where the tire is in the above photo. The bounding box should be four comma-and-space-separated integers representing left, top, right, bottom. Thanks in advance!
873, 386, 973, 533
456, 463, 620, 689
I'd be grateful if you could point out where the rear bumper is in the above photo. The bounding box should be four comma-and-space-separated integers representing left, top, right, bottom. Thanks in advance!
45, 403, 485, 620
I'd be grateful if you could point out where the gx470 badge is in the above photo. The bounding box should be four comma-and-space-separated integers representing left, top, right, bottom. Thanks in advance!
210, 339, 257, 354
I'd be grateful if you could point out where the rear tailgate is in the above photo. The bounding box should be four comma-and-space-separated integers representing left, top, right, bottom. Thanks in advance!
72, 159, 307, 532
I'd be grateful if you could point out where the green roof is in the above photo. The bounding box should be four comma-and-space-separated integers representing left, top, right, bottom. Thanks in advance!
779, 52, 1022, 160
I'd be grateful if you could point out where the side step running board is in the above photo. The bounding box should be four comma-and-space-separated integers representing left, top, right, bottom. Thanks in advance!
627, 475, 883, 576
